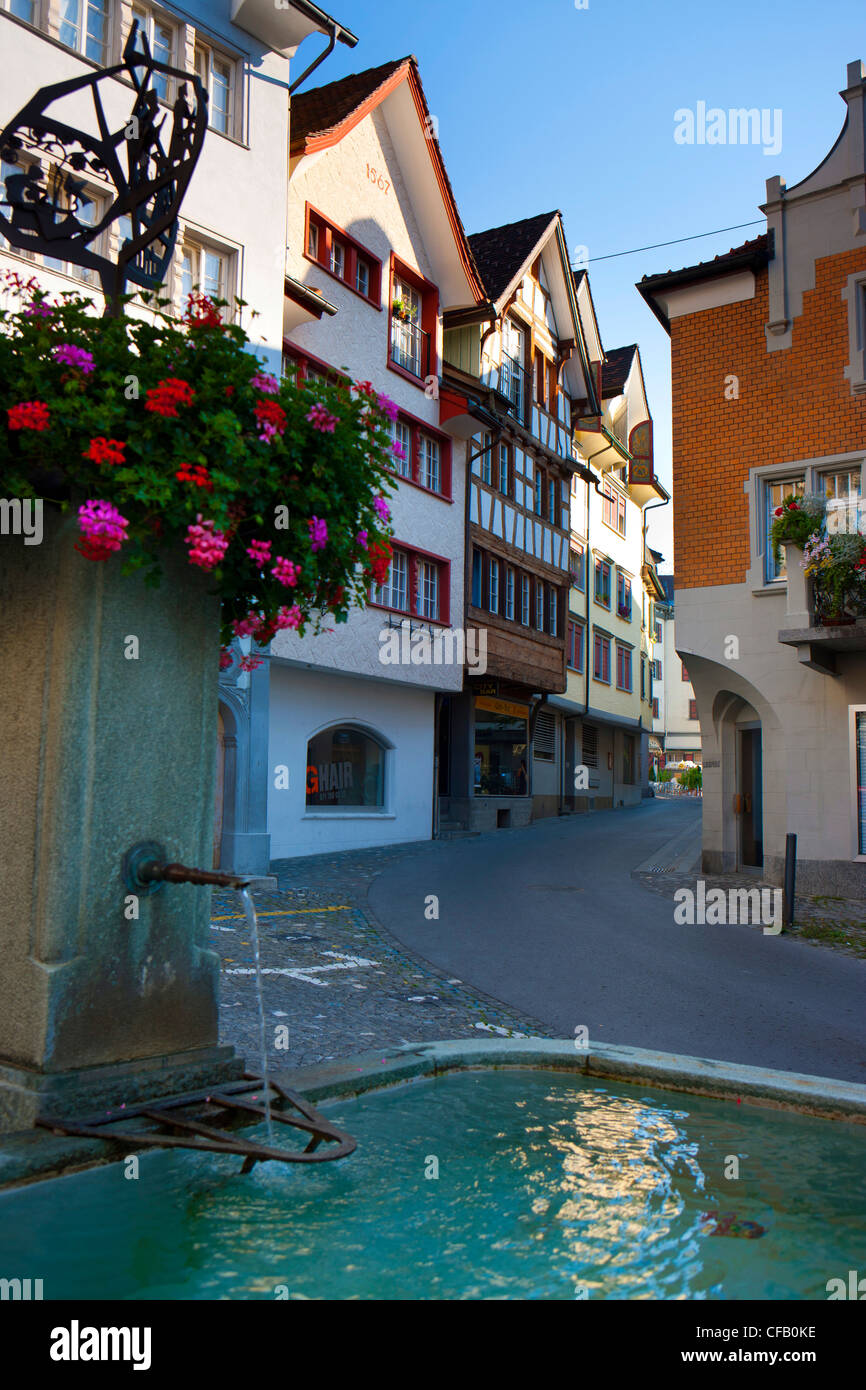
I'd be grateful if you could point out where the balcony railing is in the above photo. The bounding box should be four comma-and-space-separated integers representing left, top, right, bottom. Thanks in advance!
498, 352, 526, 420
390, 317, 430, 379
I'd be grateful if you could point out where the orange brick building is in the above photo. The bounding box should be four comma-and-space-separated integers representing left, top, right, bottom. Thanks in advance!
640, 60, 866, 895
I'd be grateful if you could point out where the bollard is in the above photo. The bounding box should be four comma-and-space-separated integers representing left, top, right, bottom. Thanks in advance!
782, 833, 797, 929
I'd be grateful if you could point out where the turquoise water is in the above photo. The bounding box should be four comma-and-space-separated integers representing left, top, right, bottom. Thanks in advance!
1, 1069, 864, 1299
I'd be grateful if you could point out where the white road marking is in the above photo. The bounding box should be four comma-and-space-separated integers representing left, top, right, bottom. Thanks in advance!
224, 951, 381, 987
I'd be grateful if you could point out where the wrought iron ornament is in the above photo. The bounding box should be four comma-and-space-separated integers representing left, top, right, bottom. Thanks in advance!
0, 20, 208, 313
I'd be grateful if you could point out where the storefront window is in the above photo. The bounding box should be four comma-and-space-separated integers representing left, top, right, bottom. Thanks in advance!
306, 726, 385, 809
474, 697, 529, 797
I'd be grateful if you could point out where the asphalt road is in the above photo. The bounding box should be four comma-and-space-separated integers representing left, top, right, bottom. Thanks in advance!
368, 799, 866, 1084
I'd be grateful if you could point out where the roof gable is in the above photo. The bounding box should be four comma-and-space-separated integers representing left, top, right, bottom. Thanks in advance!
289, 57, 484, 309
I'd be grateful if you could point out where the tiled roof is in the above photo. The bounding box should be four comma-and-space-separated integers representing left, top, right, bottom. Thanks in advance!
638, 233, 771, 289
602, 343, 637, 398
467, 211, 559, 302
290, 57, 411, 152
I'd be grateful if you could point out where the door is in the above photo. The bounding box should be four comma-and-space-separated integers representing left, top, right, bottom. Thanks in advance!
738, 727, 763, 868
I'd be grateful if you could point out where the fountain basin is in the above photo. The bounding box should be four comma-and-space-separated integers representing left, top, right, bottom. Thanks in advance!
0, 1040, 864, 1299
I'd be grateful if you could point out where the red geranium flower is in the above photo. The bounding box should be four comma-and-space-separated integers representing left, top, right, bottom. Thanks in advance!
84, 437, 126, 466
145, 378, 195, 417
8, 401, 50, 431
365, 540, 393, 587
176, 463, 214, 493
254, 398, 287, 434
184, 292, 223, 329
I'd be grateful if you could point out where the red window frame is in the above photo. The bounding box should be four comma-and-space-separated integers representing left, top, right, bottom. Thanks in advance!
689, 699, 698, 721
368, 540, 451, 627
616, 571, 632, 619
388, 254, 438, 388
681, 661, 690, 682
594, 557, 611, 609
304, 203, 382, 308
387, 406, 452, 502
282, 342, 350, 389
567, 620, 584, 672
652, 697, 659, 719
616, 643, 632, 692
593, 632, 611, 684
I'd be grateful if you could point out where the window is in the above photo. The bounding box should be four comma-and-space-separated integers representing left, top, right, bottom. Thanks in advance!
1, 159, 103, 284
689, 699, 698, 721
640, 654, 646, 699
856, 710, 866, 855
653, 620, 662, 643
474, 699, 528, 797
498, 443, 510, 496
392, 419, 411, 479
602, 482, 627, 537
535, 581, 545, 632
616, 643, 632, 692
521, 574, 530, 626
500, 319, 525, 418
420, 434, 440, 492
355, 256, 371, 298
548, 478, 557, 522
59, 0, 109, 62
652, 698, 659, 719
549, 587, 558, 636
681, 660, 689, 681
471, 550, 482, 608
616, 571, 632, 620
823, 467, 863, 534
488, 558, 499, 615
567, 621, 584, 672
593, 633, 611, 684
306, 206, 382, 307
386, 414, 449, 496
195, 43, 235, 137
391, 269, 432, 381
479, 432, 492, 486
765, 476, 805, 581
7, 1, 37, 21
416, 560, 439, 621
181, 240, 230, 308
844, 271, 866, 396
306, 726, 385, 810
570, 544, 585, 590
505, 567, 515, 621
652, 658, 662, 680
534, 710, 555, 762
594, 558, 611, 608
373, 548, 408, 612
534, 469, 544, 516
131, 6, 176, 102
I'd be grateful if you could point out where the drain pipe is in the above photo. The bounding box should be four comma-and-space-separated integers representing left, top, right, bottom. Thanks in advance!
288, 9, 358, 95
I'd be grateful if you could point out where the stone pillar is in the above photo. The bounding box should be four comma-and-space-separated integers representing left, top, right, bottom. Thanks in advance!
0, 509, 241, 1131
782, 541, 811, 627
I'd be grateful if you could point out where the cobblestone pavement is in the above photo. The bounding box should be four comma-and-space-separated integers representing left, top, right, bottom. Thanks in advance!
635, 866, 866, 958
213, 841, 552, 1071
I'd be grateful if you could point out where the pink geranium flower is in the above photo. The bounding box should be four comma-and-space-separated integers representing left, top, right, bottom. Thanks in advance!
373, 495, 390, 523
306, 402, 339, 433
250, 372, 279, 395
75, 499, 129, 561
272, 556, 301, 587
185, 516, 229, 570
308, 516, 328, 552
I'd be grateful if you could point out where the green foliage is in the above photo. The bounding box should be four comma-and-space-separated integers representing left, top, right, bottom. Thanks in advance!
0, 284, 396, 647
658, 768, 673, 783
648, 764, 657, 781
769, 493, 825, 570
679, 764, 703, 790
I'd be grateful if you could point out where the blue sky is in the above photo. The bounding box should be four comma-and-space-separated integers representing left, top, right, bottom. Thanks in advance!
305, 0, 866, 570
